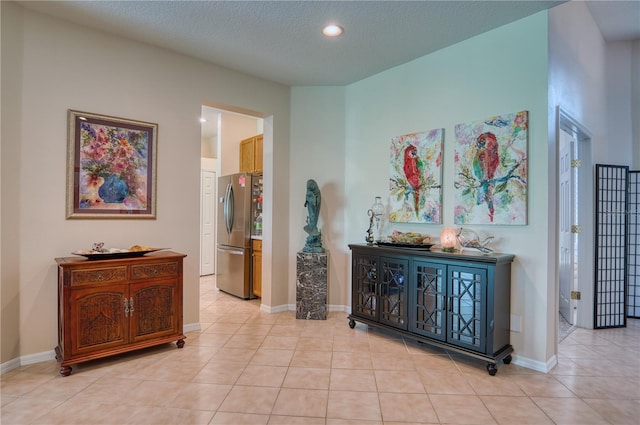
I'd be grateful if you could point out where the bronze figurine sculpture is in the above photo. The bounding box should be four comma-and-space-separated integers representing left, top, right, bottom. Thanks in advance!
303, 179, 325, 253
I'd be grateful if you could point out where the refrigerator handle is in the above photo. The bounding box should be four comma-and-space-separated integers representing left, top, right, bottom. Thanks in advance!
217, 246, 245, 255
223, 183, 234, 235
228, 183, 235, 233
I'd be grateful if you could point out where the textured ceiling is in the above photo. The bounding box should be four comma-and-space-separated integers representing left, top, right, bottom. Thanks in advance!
17, 1, 639, 87
18, 0, 563, 86
586, 0, 640, 42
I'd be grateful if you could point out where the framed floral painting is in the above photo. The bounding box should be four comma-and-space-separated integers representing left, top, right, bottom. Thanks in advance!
453, 110, 528, 225
66, 110, 157, 219
389, 129, 443, 223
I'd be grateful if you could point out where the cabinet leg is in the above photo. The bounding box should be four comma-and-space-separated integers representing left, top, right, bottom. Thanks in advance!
503, 354, 512, 364
348, 319, 356, 329
176, 339, 185, 348
59, 365, 72, 377
486, 363, 497, 376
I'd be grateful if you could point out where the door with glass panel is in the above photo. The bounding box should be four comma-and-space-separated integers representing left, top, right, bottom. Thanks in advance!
411, 260, 446, 341
447, 266, 487, 352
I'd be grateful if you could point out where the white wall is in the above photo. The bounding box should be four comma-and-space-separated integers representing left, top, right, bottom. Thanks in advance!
289, 87, 347, 309
219, 113, 261, 177
1, 0, 24, 365
548, 1, 638, 334
201, 135, 217, 159
605, 42, 634, 167
633, 41, 640, 169
1, 2, 290, 364
291, 12, 552, 369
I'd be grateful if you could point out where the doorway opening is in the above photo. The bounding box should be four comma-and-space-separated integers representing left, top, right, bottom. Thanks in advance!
556, 107, 592, 342
198, 102, 271, 303
199, 104, 264, 275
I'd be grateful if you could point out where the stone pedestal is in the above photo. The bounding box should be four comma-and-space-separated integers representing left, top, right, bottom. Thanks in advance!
296, 251, 328, 320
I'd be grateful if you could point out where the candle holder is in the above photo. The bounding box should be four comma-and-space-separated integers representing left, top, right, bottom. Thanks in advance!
366, 196, 384, 245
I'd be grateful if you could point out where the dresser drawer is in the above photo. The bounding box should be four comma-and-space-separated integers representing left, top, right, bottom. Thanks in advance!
131, 261, 179, 280
70, 266, 127, 286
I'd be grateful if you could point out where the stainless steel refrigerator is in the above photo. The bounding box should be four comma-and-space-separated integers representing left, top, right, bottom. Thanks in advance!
216, 173, 258, 299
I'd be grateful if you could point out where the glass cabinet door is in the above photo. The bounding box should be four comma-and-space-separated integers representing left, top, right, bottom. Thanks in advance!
411, 261, 446, 341
379, 257, 408, 330
447, 266, 487, 352
352, 254, 378, 321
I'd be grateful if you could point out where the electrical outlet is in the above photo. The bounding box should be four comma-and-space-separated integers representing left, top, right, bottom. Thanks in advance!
510, 314, 522, 332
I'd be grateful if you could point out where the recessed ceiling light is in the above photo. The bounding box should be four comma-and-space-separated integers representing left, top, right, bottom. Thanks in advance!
322, 24, 343, 37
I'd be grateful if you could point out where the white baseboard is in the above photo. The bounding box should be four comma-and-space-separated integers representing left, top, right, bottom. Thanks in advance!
4, 317, 554, 377
0, 350, 56, 375
0, 327, 206, 375
328, 304, 348, 313
20, 350, 56, 365
183, 322, 201, 333
260, 303, 350, 314
512, 353, 557, 373
1, 357, 20, 375
261, 303, 291, 313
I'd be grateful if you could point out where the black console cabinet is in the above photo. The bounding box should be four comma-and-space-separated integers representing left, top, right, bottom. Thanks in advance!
349, 244, 515, 375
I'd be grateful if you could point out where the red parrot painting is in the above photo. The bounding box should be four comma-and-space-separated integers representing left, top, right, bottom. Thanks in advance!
473, 132, 500, 222
389, 129, 443, 224
403, 144, 423, 218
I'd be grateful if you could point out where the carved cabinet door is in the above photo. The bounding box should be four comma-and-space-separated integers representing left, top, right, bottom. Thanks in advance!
69, 284, 128, 356
129, 279, 180, 344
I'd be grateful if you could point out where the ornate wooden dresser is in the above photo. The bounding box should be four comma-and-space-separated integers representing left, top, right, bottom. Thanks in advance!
55, 251, 186, 376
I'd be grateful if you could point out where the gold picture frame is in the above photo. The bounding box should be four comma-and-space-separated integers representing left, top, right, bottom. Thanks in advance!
66, 110, 158, 219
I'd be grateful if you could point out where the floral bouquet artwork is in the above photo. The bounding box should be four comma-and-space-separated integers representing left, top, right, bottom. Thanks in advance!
389, 129, 443, 223
453, 110, 528, 225
66, 110, 157, 218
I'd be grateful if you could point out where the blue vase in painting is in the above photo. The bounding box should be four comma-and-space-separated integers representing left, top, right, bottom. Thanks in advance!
98, 174, 129, 203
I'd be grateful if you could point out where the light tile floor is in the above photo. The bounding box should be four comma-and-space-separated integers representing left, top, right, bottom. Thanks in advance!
2, 275, 639, 424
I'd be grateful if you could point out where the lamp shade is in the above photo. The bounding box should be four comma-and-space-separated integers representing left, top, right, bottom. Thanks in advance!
441, 227, 457, 252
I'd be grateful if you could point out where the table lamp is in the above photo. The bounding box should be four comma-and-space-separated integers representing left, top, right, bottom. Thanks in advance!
440, 227, 457, 252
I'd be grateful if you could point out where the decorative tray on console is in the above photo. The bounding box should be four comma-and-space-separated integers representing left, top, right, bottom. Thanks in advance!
376, 231, 433, 249
376, 241, 434, 249
72, 243, 167, 260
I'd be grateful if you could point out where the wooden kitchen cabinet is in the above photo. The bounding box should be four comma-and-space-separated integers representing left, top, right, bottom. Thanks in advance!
55, 251, 187, 376
252, 239, 262, 297
240, 134, 263, 174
